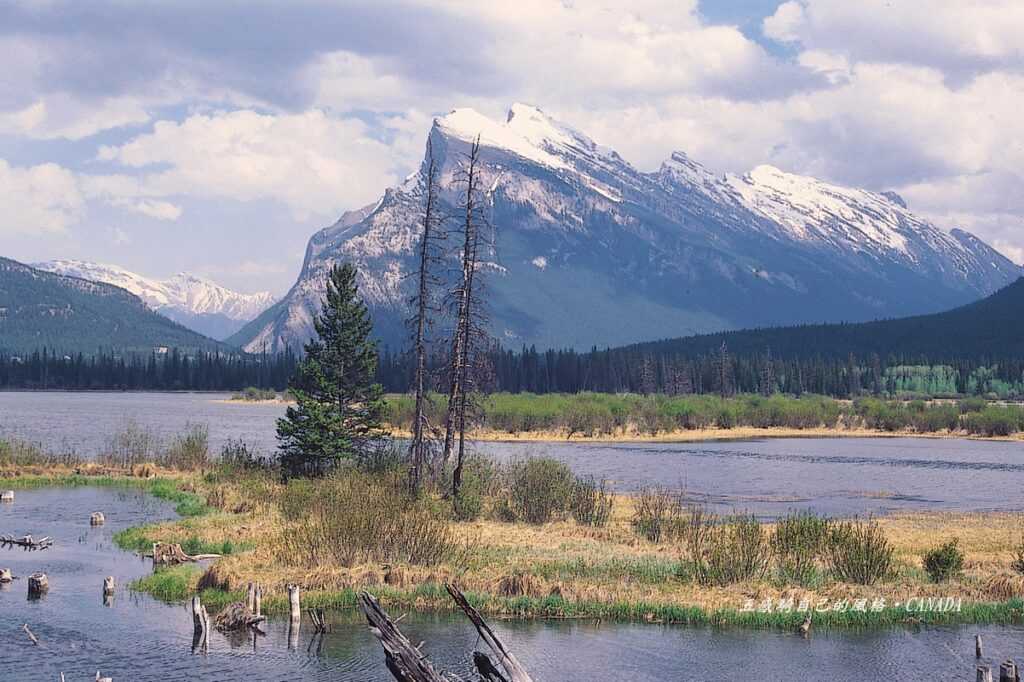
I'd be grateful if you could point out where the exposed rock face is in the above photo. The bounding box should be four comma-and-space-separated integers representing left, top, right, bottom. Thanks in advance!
232, 104, 1022, 353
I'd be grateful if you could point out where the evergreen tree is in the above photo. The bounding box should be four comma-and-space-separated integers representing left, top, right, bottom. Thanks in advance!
276, 263, 387, 478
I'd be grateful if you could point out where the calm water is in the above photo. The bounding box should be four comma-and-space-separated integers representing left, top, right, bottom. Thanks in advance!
2, 391, 1023, 516
0, 488, 1021, 681
3, 392, 1024, 679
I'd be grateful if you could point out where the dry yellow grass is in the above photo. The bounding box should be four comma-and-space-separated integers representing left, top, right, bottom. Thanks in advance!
133, 482, 1024, 617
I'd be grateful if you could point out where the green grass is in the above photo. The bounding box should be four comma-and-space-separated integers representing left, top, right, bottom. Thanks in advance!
1, 472, 212, 517
113, 526, 251, 556
383, 392, 1023, 437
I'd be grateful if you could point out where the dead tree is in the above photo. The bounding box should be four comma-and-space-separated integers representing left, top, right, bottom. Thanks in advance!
445, 584, 533, 682
441, 136, 491, 497
759, 347, 775, 396
713, 341, 733, 399
359, 592, 449, 682
408, 138, 446, 495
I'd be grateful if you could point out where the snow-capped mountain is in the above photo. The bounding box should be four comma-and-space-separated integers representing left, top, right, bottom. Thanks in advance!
232, 103, 1021, 353
35, 260, 276, 340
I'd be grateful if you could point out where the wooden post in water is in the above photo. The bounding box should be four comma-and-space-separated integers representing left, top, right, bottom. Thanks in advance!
977, 634, 984, 659
999, 660, 1019, 682
0, 568, 12, 583
287, 584, 301, 650
103, 576, 115, 596
980, 666, 994, 682
27, 573, 48, 598
1, 490, 13, 503
246, 582, 255, 613
90, 512, 105, 526
254, 583, 262, 618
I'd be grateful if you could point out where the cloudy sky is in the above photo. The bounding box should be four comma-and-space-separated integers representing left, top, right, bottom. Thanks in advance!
2, 0, 1022, 295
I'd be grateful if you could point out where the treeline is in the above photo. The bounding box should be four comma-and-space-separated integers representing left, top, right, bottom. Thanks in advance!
376, 345, 1024, 399
0, 347, 298, 391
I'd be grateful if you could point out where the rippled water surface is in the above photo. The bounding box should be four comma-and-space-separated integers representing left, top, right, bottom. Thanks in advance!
4, 392, 1024, 678
1, 487, 1023, 681
3, 391, 1023, 516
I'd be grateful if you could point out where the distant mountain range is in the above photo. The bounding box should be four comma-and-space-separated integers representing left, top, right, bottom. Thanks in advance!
232, 103, 1022, 353
0, 258, 222, 354
34, 260, 275, 340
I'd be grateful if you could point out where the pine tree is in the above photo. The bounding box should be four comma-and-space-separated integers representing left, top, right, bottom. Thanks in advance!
276, 263, 387, 478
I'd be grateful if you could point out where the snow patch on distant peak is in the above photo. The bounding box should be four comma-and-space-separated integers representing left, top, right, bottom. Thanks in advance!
435, 107, 569, 171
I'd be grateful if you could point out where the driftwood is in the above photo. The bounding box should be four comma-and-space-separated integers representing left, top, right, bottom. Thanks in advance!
361, 585, 534, 682
1, 534, 53, 550
359, 592, 448, 682
151, 542, 220, 566
23, 623, 39, 646
213, 602, 265, 632
445, 584, 533, 682
191, 595, 211, 652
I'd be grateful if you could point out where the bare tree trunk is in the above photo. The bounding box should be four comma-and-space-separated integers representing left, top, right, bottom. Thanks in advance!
443, 137, 486, 498
409, 140, 442, 495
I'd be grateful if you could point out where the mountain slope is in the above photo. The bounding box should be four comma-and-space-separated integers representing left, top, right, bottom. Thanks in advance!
35, 260, 275, 340
0, 258, 223, 354
232, 103, 1022, 353
624, 276, 1024, 362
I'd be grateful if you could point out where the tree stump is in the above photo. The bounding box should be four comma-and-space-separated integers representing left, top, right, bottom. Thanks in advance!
980, 666, 994, 682
27, 572, 48, 597
0, 490, 13, 503
214, 602, 265, 632
0, 568, 12, 583
103, 576, 115, 595
90, 512, 105, 526
999, 660, 1019, 682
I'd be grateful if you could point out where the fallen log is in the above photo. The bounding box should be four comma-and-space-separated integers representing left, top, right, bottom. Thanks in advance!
359, 592, 449, 682
445, 584, 533, 682
1, 534, 53, 550
151, 542, 220, 566
213, 602, 265, 632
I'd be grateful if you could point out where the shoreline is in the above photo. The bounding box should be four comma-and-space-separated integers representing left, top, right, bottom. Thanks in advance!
388, 425, 1024, 444
9, 468, 1024, 631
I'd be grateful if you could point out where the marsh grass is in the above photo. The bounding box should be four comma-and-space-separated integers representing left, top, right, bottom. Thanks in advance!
570, 476, 614, 527
631, 487, 686, 542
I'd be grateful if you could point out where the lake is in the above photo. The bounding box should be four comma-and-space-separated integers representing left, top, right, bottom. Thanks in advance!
2, 391, 1023, 516
0, 486, 1021, 680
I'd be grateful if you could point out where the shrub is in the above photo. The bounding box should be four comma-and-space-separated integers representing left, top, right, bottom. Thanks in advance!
964, 407, 1023, 437
826, 518, 894, 585
922, 539, 964, 583
162, 423, 210, 470
220, 438, 274, 471
570, 476, 614, 527
771, 511, 831, 586
1012, 535, 1024, 575
694, 512, 771, 586
99, 420, 160, 468
504, 457, 574, 524
276, 469, 465, 568
631, 487, 685, 542
232, 386, 277, 401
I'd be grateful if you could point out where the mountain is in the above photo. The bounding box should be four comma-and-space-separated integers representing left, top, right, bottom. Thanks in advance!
34, 260, 275, 340
232, 103, 1022, 353
0, 257, 223, 354
624, 276, 1024, 362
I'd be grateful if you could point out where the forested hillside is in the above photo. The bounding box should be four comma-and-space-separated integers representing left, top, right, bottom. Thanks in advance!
0, 257, 223, 354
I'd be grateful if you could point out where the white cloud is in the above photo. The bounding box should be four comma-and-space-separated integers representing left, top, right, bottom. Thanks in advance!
0, 95, 150, 140
762, 1, 805, 43
0, 159, 84, 235
96, 109, 421, 219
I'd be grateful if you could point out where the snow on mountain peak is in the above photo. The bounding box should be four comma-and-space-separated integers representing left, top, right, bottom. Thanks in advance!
34, 260, 275, 322
434, 107, 569, 171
